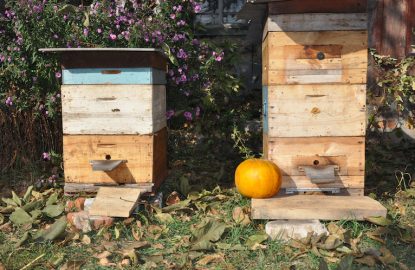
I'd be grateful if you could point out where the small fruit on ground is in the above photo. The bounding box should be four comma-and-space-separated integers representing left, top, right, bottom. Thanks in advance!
235, 159, 281, 198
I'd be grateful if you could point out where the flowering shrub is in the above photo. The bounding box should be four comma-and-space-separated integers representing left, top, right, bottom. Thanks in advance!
0, 0, 248, 169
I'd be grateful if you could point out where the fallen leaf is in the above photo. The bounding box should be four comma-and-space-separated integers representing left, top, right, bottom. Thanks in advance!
143, 255, 164, 263
0, 261, 5, 270
0, 214, 3, 225
153, 243, 165, 249
60, 260, 85, 270
155, 213, 174, 224
355, 255, 376, 267
81, 234, 91, 245
232, 207, 250, 225
94, 251, 111, 259
132, 227, 142, 241
0, 222, 12, 233
46, 193, 59, 206
2, 197, 18, 207
42, 204, 64, 218
337, 255, 354, 270
123, 218, 134, 226
190, 218, 227, 250
316, 235, 343, 250
162, 199, 191, 213
99, 257, 116, 267
49, 253, 65, 267
11, 191, 22, 207
23, 186, 34, 202
120, 258, 131, 267
365, 216, 392, 226
319, 258, 329, 270
10, 208, 33, 225
114, 226, 120, 239
166, 191, 181, 206
22, 200, 43, 213
251, 243, 267, 250
379, 246, 396, 265
15, 231, 29, 247
246, 233, 268, 249
34, 216, 67, 241
196, 253, 225, 266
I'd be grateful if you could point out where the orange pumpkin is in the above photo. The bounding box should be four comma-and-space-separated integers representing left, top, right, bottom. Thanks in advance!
235, 159, 281, 199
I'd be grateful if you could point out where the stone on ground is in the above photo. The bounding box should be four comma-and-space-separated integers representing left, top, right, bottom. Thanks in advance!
265, 220, 328, 241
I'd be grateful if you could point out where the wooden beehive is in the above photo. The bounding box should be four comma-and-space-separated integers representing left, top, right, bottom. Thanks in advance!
40, 48, 168, 193
252, 0, 387, 220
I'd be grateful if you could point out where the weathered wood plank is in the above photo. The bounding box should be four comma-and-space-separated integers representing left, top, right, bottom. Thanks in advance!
62, 85, 166, 135
251, 195, 387, 220
281, 175, 364, 189
267, 0, 368, 15
263, 31, 368, 85
265, 85, 366, 137
89, 187, 143, 217
62, 68, 166, 85
265, 137, 365, 176
63, 128, 167, 185
64, 183, 153, 195
263, 13, 367, 36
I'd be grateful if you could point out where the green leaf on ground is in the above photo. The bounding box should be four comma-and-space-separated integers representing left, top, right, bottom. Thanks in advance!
15, 231, 29, 248
365, 216, 392, 226
46, 193, 59, 206
10, 208, 33, 225
2, 198, 18, 207
42, 204, 64, 218
155, 213, 174, 224
34, 216, 67, 241
23, 186, 33, 202
191, 218, 227, 250
336, 255, 354, 270
246, 233, 268, 249
22, 200, 43, 212
11, 191, 22, 207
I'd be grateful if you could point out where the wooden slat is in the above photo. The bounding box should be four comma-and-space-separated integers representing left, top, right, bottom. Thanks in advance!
62, 68, 166, 85
251, 195, 387, 220
266, 85, 366, 137
263, 13, 367, 36
266, 137, 365, 176
281, 175, 364, 189
62, 85, 166, 135
263, 31, 368, 85
89, 187, 143, 217
63, 128, 167, 185
64, 183, 153, 195
267, 0, 368, 15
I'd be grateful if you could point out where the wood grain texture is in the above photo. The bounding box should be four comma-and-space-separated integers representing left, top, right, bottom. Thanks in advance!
64, 183, 153, 195
281, 175, 364, 189
265, 85, 366, 137
63, 128, 167, 185
267, 0, 368, 15
263, 31, 368, 85
62, 68, 166, 85
89, 187, 143, 217
265, 136, 365, 176
263, 13, 367, 36
251, 195, 387, 220
62, 85, 166, 135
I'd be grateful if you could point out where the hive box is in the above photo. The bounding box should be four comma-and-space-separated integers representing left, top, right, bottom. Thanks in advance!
40, 48, 168, 191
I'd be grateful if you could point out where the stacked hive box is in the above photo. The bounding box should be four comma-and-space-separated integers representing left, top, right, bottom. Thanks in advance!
251, 0, 386, 220
262, 8, 368, 196
43, 48, 168, 192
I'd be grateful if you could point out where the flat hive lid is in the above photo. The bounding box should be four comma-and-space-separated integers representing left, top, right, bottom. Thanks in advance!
39, 48, 167, 70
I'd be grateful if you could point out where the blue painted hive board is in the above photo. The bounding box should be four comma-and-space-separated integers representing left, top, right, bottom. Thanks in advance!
63, 68, 166, 85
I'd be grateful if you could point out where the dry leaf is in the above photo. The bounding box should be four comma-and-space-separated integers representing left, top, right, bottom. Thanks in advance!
81, 234, 91, 245
379, 246, 396, 265
123, 218, 134, 226
94, 251, 111, 259
132, 227, 142, 241
0, 261, 5, 270
99, 257, 116, 267
153, 243, 165, 249
166, 191, 181, 206
196, 253, 225, 266
120, 258, 131, 267
355, 255, 376, 267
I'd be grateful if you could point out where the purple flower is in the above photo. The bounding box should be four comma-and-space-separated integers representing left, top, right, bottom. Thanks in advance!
195, 106, 201, 117
0, 55, 5, 62
213, 51, 224, 62
170, 13, 176, 20
192, 39, 200, 46
177, 20, 186, 26
194, 3, 202, 13
55, 72, 62, 78
176, 49, 188, 59
166, 109, 175, 120
184, 111, 193, 121
83, 28, 89, 36
180, 74, 187, 82
168, 69, 174, 77
97, 28, 102, 34
5, 97, 13, 106
42, 152, 51, 161
109, 33, 117, 40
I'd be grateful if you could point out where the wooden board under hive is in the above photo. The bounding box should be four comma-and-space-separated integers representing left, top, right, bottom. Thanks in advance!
63, 128, 167, 188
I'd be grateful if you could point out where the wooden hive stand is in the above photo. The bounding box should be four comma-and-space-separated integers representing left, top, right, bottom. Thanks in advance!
39, 48, 168, 216
252, 0, 387, 220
